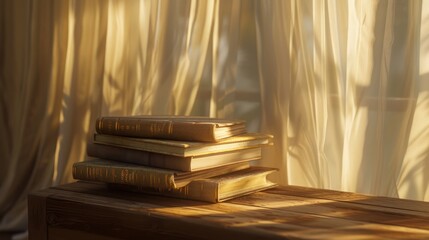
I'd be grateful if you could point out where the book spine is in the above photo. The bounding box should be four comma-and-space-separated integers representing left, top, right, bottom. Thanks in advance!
96, 117, 216, 142
72, 163, 177, 189
87, 143, 192, 171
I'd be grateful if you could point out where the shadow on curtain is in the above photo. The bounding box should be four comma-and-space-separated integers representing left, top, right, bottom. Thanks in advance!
1, 0, 429, 238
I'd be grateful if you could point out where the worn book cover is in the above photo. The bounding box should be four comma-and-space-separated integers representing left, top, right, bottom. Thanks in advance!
73, 159, 250, 189
95, 115, 246, 142
94, 132, 273, 157
108, 166, 278, 203
87, 142, 261, 172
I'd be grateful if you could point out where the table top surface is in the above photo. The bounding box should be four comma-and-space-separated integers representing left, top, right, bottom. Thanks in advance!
29, 181, 429, 239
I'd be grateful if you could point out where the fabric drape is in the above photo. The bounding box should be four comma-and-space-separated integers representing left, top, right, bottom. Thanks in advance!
0, 0, 67, 231
1, 0, 429, 237
255, 0, 428, 200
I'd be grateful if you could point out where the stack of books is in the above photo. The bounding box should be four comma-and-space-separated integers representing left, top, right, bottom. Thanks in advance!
73, 116, 277, 203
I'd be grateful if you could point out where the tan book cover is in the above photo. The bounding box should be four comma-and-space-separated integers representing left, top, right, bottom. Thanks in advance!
94, 132, 273, 157
108, 166, 278, 203
95, 115, 246, 142
87, 143, 261, 172
72, 159, 250, 189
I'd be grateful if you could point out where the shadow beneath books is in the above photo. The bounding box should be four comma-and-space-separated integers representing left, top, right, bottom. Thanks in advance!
57, 181, 211, 207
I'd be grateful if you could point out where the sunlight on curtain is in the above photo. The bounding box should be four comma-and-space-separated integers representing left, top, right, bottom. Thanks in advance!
102, 0, 216, 116
343, 0, 421, 197
254, 1, 292, 184
400, 0, 429, 200
1, 0, 429, 236
255, 0, 428, 200
53, 0, 108, 185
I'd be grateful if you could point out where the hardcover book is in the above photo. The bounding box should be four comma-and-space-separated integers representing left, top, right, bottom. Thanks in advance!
93, 132, 273, 157
108, 166, 278, 203
72, 159, 250, 189
87, 142, 262, 172
95, 115, 246, 142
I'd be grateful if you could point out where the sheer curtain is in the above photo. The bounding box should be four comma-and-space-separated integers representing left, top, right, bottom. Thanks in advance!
255, 0, 429, 200
1, 0, 429, 236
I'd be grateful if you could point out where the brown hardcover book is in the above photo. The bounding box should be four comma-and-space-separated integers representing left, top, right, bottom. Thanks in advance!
72, 159, 250, 189
95, 115, 246, 142
107, 166, 278, 203
94, 132, 273, 157
87, 143, 261, 172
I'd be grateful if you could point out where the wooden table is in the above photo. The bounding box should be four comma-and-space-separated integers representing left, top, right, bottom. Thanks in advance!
28, 181, 429, 239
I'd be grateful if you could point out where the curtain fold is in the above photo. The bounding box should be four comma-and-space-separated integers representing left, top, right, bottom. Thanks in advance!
1, 0, 429, 236
254, 0, 427, 198
54, 0, 108, 185
343, 0, 421, 196
253, 0, 292, 184
400, 0, 429, 201
0, 0, 69, 231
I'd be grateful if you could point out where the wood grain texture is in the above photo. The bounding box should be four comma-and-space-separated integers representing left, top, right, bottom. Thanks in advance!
28, 191, 51, 240
266, 185, 429, 213
48, 227, 118, 240
229, 191, 429, 230
27, 181, 429, 240
44, 189, 282, 240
